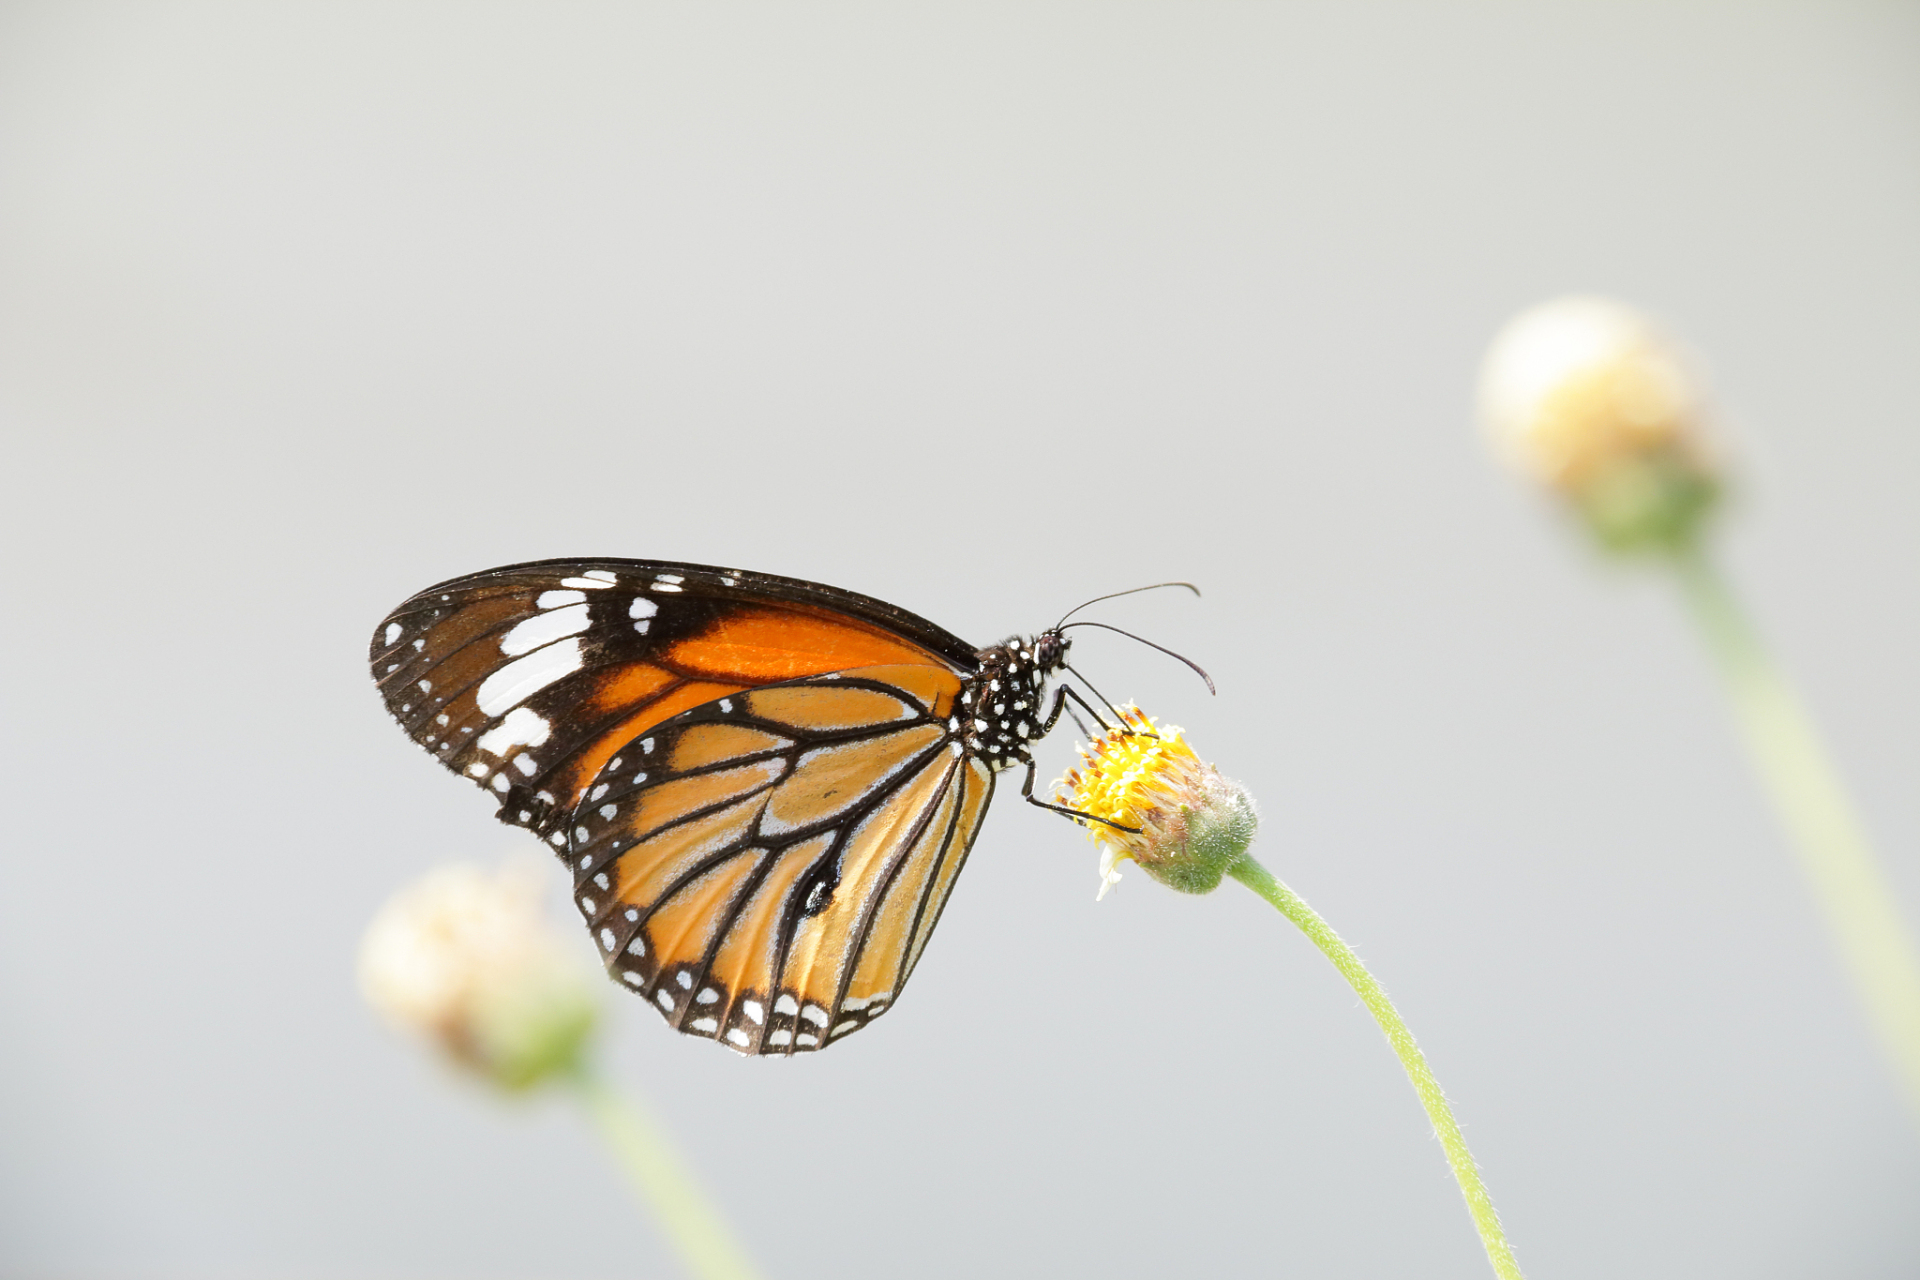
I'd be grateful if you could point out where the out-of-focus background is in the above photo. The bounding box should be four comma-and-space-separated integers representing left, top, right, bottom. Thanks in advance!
3, 3, 1916, 1277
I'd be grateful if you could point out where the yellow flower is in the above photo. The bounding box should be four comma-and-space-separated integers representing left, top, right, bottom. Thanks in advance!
1480, 296, 1720, 551
1056, 707, 1258, 897
359, 861, 599, 1091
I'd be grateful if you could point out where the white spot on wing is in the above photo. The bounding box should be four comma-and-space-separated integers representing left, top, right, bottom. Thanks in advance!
536, 589, 586, 609
383, 622, 402, 645
477, 706, 553, 756
629, 597, 658, 619
743, 1000, 764, 1024
476, 638, 584, 715
561, 576, 613, 589
622, 970, 644, 986
800, 1004, 829, 1028
627, 936, 646, 956
774, 994, 799, 1016
727, 1028, 750, 1046
691, 1017, 718, 1033
769, 1029, 792, 1046
501, 603, 591, 656
656, 990, 674, 1012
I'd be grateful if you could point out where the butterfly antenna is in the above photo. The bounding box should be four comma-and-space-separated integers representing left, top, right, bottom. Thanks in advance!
1059, 621, 1216, 695
1054, 581, 1201, 630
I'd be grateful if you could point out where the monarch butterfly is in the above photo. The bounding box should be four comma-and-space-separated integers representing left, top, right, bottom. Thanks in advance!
370, 559, 1204, 1056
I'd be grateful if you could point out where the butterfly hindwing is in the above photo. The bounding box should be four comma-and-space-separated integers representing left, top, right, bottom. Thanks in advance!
567, 666, 995, 1055
369, 559, 977, 843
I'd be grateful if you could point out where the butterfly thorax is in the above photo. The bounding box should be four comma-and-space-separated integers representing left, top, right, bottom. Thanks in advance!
960, 631, 1067, 770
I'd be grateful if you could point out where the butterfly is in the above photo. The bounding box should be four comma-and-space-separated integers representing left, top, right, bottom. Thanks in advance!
370, 559, 1202, 1055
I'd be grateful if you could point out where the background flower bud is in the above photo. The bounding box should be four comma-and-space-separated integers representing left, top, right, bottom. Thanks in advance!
1479, 295, 1720, 552
359, 862, 599, 1091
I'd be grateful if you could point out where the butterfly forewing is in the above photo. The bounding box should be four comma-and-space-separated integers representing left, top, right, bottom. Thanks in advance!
567, 667, 994, 1055
369, 560, 975, 843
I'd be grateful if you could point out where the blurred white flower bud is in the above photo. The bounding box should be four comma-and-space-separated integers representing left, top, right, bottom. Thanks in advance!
1480, 296, 1720, 551
359, 862, 599, 1091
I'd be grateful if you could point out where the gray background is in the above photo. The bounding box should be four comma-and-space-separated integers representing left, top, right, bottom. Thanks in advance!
2, 3, 1916, 1277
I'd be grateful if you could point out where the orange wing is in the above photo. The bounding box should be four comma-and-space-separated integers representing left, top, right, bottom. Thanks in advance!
567, 665, 994, 1055
370, 560, 975, 843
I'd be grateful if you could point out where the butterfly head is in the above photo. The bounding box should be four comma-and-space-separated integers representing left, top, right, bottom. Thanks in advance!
1030, 627, 1071, 673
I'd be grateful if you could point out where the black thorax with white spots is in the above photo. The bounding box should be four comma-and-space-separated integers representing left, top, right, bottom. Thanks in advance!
958, 632, 1070, 770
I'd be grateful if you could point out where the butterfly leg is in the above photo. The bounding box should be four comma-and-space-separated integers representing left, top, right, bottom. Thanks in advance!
1039, 681, 1156, 742
1019, 756, 1142, 833
1058, 664, 1158, 739
1040, 682, 1110, 736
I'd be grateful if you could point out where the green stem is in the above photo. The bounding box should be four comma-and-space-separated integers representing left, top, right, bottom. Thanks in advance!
1228, 856, 1525, 1280
567, 1066, 765, 1280
1670, 546, 1920, 1120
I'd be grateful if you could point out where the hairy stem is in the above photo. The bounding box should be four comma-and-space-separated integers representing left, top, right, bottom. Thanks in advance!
1228, 856, 1524, 1280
